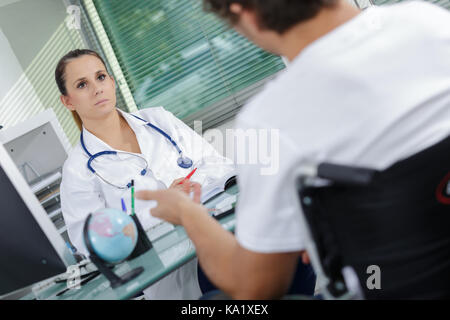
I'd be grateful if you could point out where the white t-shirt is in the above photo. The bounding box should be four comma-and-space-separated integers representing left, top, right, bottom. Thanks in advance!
234, 1, 450, 253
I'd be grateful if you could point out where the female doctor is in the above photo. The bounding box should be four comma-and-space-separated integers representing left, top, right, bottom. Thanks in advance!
55, 49, 234, 299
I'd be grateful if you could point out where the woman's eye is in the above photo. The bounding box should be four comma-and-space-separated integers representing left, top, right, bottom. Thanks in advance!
98, 74, 106, 80
77, 82, 86, 89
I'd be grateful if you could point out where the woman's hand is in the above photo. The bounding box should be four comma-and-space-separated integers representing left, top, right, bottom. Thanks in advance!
169, 178, 202, 201
136, 188, 205, 225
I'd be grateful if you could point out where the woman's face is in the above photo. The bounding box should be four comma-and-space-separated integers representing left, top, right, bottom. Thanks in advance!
60, 54, 116, 122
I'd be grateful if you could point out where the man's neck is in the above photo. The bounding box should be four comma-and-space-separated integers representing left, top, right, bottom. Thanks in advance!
280, 0, 361, 62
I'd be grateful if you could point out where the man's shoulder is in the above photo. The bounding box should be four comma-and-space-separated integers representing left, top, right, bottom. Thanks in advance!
375, 0, 450, 28
389, 0, 449, 15
237, 70, 297, 127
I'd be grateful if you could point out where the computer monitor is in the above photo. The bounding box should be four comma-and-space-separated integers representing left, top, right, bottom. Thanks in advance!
0, 144, 76, 298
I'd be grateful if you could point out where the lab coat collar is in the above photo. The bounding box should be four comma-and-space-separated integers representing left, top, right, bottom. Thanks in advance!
117, 108, 148, 130
118, 109, 153, 160
80, 108, 146, 157
81, 126, 113, 157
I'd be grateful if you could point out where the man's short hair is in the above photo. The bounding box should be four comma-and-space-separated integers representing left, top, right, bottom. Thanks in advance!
203, 0, 339, 34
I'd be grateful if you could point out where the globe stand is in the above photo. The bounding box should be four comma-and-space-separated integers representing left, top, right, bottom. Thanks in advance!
89, 255, 144, 289
127, 214, 153, 260
83, 213, 145, 289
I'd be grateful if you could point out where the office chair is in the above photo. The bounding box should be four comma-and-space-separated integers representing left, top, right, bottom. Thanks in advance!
294, 135, 450, 299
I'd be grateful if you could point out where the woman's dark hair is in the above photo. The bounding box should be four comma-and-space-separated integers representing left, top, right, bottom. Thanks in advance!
55, 49, 109, 131
203, 0, 339, 34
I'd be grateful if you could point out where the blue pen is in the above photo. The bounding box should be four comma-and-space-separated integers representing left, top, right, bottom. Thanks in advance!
121, 198, 127, 213
66, 241, 76, 254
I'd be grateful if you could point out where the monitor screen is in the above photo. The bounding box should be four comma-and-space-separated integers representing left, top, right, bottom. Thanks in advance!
0, 145, 74, 297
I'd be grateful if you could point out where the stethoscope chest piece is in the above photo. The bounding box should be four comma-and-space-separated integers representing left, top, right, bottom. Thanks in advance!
177, 155, 193, 169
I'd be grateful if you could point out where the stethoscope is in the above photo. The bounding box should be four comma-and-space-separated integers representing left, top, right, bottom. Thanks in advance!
80, 114, 193, 189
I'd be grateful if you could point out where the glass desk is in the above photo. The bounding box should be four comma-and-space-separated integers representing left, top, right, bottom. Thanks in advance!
26, 184, 238, 300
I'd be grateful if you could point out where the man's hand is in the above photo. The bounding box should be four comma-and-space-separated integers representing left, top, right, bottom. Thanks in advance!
300, 250, 310, 264
136, 187, 205, 225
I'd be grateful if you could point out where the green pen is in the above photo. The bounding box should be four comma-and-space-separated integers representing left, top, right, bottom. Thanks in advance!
131, 179, 135, 216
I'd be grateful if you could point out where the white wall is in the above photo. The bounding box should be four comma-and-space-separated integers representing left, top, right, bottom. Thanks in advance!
0, 0, 83, 145
0, 28, 23, 102
0, 28, 45, 129
0, 0, 67, 70
0, 0, 21, 7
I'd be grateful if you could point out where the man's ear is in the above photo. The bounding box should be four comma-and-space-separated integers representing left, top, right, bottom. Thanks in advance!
229, 3, 243, 15
60, 95, 75, 111
230, 3, 262, 33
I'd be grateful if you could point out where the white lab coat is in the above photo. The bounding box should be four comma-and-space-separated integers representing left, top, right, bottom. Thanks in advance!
60, 107, 234, 299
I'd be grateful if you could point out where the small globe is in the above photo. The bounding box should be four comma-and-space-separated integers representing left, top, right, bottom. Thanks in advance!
84, 208, 138, 264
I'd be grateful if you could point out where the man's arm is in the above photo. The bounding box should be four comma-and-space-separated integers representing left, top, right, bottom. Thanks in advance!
137, 189, 301, 299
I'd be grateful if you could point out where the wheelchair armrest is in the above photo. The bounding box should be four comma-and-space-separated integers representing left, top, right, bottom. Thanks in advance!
317, 163, 376, 186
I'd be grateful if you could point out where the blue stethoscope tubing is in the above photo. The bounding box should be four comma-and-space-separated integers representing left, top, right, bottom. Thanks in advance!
130, 115, 193, 169
80, 114, 193, 188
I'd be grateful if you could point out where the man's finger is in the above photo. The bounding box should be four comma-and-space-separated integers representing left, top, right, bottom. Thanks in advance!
136, 190, 161, 201
149, 207, 161, 218
301, 252, 310, 264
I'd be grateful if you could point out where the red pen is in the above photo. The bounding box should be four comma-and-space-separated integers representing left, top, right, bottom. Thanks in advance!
177, 167, 197, 185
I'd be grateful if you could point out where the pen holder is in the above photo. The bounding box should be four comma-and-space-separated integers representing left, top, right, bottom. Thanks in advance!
127, 214, 153, 260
